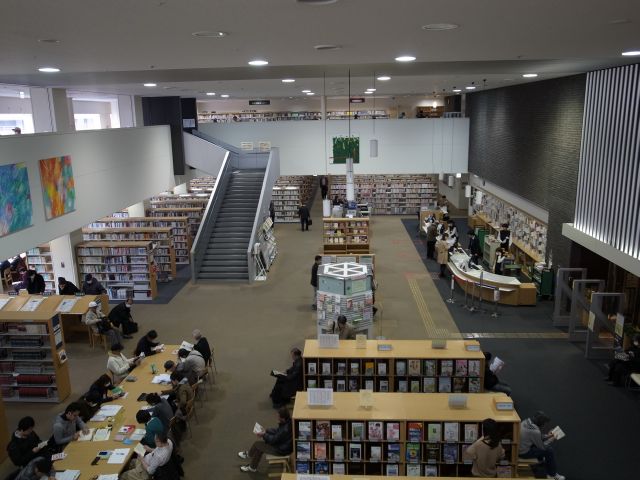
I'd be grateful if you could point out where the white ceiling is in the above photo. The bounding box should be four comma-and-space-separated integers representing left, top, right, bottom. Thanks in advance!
0, 0, 638, 99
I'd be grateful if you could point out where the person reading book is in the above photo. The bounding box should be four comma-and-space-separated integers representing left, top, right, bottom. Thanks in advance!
269, 347, 303, 408
107, 343, 142, 384
238, 407, 293, 473
136, 410, 165, 449
463, 418, 505, 477
483, 352, 511, 396
192, 329, 212, 364
14, 456, 55, 480
87, 374, 121, 404
49, 402, 89, 451
134, 330, 162, 357
6, 417, 47, 467
84, 301, 123, 348
606, 334, 640, 386
519, 411, 565, 480
121, 432, 173, 480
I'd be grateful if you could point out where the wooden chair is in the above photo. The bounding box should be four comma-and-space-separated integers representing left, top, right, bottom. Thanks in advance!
190, 383, 202, 412
184, 398, 196, 438
265, 454, 292, 478
517, 457, 540, 477
88, 326, 107, 351
198, 371, 211, 395
208, 347, 217, 383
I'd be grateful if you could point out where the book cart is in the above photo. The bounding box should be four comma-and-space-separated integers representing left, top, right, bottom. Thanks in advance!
303, 340, 485, 394
292, 391, 520, 477
0, 294, 72, 403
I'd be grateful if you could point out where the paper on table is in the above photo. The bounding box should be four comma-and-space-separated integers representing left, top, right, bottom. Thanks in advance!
106, 448, 130, 464
151, 374, 171, 384
77, 428, 95, 441
57, 298, 79, 313
20, 298, 44, 312
253, 422, 265, 434
134, 443, 146, 456
93, 428, 112, 442
89, 414, 107, 422
130, 429, 145, 441
99, 405, 123, 415
54, 471, 80, 480
0, 298, 12, 310
96, 475, 119, 480
51, 452, 67, 461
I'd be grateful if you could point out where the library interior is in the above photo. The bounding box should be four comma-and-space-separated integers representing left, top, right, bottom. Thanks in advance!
1, 1, 639, 480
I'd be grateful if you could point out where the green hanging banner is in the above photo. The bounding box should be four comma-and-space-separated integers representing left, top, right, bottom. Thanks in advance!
332, 136, 360, 164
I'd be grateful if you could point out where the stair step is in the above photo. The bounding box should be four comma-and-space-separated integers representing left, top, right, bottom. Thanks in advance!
200, 266, 248, 273
197, 273, 248, 280
203, 254, 246, 261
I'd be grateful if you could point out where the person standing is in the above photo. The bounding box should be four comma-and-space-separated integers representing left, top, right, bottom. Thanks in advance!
238, 407, 293, 473
436, 233, 450, 278
499, 223, 511, 250
468, 229, 481, 265
311, 255, 321, 310
331, 315, 356, 339
108, 297, 138, 338
269, 201, 275, 225
519, 412, 565, 480
82, 273, 107, 295
57, 277, 79, 295
23, 270, 45, 294
494, 249, 506, 275
298, 203, 311, 231
426, 222, 437, 260
320, 176, 329, 199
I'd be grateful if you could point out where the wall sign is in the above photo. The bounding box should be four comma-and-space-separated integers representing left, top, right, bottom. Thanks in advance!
249, 100, 270, 105
240, 142, 254, 151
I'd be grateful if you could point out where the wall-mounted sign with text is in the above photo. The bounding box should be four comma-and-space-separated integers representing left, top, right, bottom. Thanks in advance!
249, 100, 270, 106
240, 142, 254, 151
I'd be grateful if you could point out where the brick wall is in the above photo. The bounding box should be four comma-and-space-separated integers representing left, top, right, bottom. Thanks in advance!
467, 74, 586, 267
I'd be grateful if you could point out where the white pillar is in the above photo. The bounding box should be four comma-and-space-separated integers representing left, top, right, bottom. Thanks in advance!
29, 87, 75, 133
173, 183, 188, 194
133, 96, 144, 127
117, 95, 136, 128
127, 202, 146, 217
49, 234, 78, 289
346, 158, 355, 202
321, 95, 327, 121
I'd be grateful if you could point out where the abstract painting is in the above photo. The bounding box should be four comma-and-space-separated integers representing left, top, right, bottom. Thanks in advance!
39, 155, 76, 220
332, 136, 360, 164
0, 162, 33, 237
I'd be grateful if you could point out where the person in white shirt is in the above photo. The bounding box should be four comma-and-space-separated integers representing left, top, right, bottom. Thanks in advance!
177, 348, 206, 377
84, 301, 123, 348
121, 432, 173, 480
106, 343, 141, 384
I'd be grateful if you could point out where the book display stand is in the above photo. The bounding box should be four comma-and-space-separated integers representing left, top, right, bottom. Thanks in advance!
323, 218, 370, 254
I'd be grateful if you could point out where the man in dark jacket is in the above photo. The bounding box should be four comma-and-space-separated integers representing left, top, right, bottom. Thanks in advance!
311, 255, 321, 310
298, 203, 310, 231
426, 222, 438, 260
82, 273, 107, 295
468, 230, 481, 261
238, 407, 293, 472
483, 352, 511, 396
23, 270, 45, 294
108, 298, 138, 338
57, 277, 79, 295
134, 330, 161, 357
269, 348, 303, 408
6, 417, 45, 467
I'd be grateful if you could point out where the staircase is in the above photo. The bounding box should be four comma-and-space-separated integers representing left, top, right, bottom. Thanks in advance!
197, 169, 265, 280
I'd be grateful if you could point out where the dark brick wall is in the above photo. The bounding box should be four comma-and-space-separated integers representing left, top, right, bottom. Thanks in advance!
467, 74, 586, 267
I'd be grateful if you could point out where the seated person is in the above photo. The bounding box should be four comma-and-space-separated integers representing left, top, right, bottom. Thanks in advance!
136, 410, 165, 449
57, 277, 79, 295
177, 348, 206, 377
107, 343, 141, 384
121, 432, 173, 480
606, 334, 640, 386
330, 315, 356, 340
519, 411, 565, 480
84, 301, 123, 348
7, 416, 45, 467
463, 418, 505, 477
82, 273, 107, 295
192, 329, 212, 364
88, 374, 121, 404
238, 407, 293, 473
135, 330, 162, 357
50, 402, 89, 451
108, 297, 138, 338
76, 390, 103, 423
483, 352, 511, 396
269, 347, 303, 408
162, 372, 194, 420
164, 360, 198, 386
23, 269, 46, 294
14, 456, 55, 480
145, 393, 172, 431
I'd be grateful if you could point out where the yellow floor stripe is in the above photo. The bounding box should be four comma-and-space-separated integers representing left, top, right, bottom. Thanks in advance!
407, 276, 454, 338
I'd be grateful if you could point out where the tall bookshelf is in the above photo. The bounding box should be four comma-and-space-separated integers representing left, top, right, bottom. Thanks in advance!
81, 227, 177, 279
88, 216, 192, 265
303, 340, 485, 394
323, 218, 370, 254
292, 392, 520, 477
272, 176, 314, 223
76, 241, 158, 301
0, 295, 72, 403
25, 244, 56, 291
329, 175, 438, 215
147, 195, 208, 237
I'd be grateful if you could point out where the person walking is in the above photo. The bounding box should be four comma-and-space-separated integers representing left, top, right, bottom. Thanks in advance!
426, 222, 437, 260
436, 233, 450, 278
320, 176, 329, 199
298, 203, 311, 231
311, 255, 321, 310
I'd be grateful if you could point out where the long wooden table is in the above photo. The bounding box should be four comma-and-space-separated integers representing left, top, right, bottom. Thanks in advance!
55, 346, 179, 478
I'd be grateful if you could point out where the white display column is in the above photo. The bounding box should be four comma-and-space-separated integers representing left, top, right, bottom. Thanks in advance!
30, 87, 75, 134
117, 94, 136, 128
345, 157, 355, 202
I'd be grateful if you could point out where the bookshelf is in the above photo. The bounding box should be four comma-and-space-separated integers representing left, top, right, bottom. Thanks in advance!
198, 111, 321, 123
188, 176, 217, 193
76, 241, 158, 301
282, 474, 518, 480
272, 176, 314, 223
323, 218, 370, 254
329, 175, 438, 215
146, 207, 205, 238
88, 217, 192, 265
0, 391, 8, 461
292, 391, 520, 477
0, 295, 72, 403
327, 110, 390, 120
302, 340, 485, 394
25, 244, 56, 292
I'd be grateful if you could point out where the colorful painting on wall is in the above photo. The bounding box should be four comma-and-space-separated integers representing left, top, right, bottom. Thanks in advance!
39, 155, 76, 220
0, 163, 33, 237
332, 136, 360, 164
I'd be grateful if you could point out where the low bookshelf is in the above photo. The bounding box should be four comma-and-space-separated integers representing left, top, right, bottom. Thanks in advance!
323, 218, 370, 254
292, 391, 520, 477
303, 340, 485, 394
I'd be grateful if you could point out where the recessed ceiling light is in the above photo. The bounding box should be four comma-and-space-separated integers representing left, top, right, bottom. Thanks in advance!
314, 44, 342, 51
282, 78, 296, 83
220, 94, 230, 98
206, 92, 216, 96
143, 83, 157, 87
192, 31, 227, 38
248, 59, 269, 66
38, 67, 60, 73
522, 73, 538, 78
302, 89, 311, 93
364, 91, 373, 95
609, 18, 631, 25
306, 92, 315, 96
421, 23, 459, 31
622, 50, 640, 56
366, 88, 376, 92
452, 89, 461, 93
297, 0, 339, 4
395, 55, 416, 62
19, 91, 25, 99
38, 38, 60, 44
377, 76, 391, 81
465, 86, 476, 90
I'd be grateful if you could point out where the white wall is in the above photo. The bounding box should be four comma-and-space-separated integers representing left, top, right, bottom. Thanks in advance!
182, 132, 229, 176
0, 96, 32, 114
199, 118, 468, 175
0, 126, 175, 259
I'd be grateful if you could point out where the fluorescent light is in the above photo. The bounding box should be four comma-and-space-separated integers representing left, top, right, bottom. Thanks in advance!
306, 92, 315, 96
364, 91, 373, 94
192, 31, 227, 38
366, 88, 376, 92
143, 83, 157, 87
206, 92, 216, 96
395, 55, 416, 62
421, 23, 459, 31
465, 86, 476, 90
19, 91, 25, 99
432, 101, 437, 108
282, 78, 295, 83
302, 89, 311, 93
622, 50, 640, 56
220, 94, 230, 98
38, 67, 60, 73
522, 73, 538, 78
455, 172, 462, 178
377, 76, 391, 81
452, 89, 461, 93
248, 59, 269, 66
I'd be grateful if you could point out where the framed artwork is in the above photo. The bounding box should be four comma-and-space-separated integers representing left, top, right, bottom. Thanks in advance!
0, 162, 33, 237
332, 136, 360, 164
39, 155, 76, 220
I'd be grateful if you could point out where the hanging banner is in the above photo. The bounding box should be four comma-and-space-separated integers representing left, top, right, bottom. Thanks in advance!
332, 136, 360, 164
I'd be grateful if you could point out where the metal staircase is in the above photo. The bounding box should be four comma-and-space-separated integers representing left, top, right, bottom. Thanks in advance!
197, 169, 265, 280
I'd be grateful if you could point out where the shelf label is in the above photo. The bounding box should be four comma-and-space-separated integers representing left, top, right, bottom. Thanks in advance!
318, 334, 339, 349
464, 341, 480, 352
377, 344, 393, 351
307, 388, 333, 406
355, 334, 367, 349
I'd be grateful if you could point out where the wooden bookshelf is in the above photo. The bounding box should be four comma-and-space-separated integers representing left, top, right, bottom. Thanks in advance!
0, 295, 73, 403
0, 391, 8, 461
25, 244, 56, 292
283, 474, 519, 480
272, 176, 314, 223
146, 205, 206, 238
292, 391, 520, 477
89, 217, 192, 265
303, 340, 484, 394
330, 175, 438, 215
198, 111, 321, 123
327, 110, 390, 120
323, 218, 370, 254
76, 241, 158, 301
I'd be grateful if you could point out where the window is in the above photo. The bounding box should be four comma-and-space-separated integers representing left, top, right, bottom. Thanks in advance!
0, 114, 34, 135
74, 113, 102, 130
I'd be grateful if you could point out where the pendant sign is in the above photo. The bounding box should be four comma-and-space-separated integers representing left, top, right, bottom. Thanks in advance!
249, 100, 270, 105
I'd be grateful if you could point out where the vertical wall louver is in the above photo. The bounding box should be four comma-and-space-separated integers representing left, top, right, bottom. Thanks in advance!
575, 64, 640, 260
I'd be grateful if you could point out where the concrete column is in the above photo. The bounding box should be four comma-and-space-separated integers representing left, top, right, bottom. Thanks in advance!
321, 95, 327, 121
133, 96, 144, 127
29, 87, 75, 133
346, 158, 355, 202
117, 95, 136, 128
49, 234, 78, 288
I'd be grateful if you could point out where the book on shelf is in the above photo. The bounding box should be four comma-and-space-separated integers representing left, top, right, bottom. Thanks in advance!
407, 422, 423, 442
316, 421, 330, 440
364, 379, 374, 391
386, 422, 400, 441
464, 423, 479, 443
443, 422, 459, 442
307, 379, 317, 388
379, 380, 389, 392
423, 377, 436, 393
424, 359, 437, 376
455, 359, 468, 376
408, 359, 421, 376
442, 443, 458, 463
453, 377, 466, 392
406, 463, 421, 476
427, 423, 441, 443
364, 361, 374, 376
377, 362, 387, 375
297, 441, 311, 460
469, 377, 481, 393
298, 421, 312, 440
368, 421, 383, 441
314, 461, 329, 474
440, 359, 453, 376
426, 443, 439, 463
396, 360, 406, 376
424, 464, 439, 477
321, 362, 331, 375
386, 464, 399, 476
406, 442, 420, 463
348, 379, 358, 392
349, 443, 362, 461
336, 379, 346, 392
296, 461, 310, 474
410, 380, 420, 392
496, 465, 513, 478
351, 422, 364, 441
468, 359, 481, 376
438, 377, 452, 393
336, 362, 346, 375
387, 443, 401, 462
398, 380, 408, 392
331, 424, 343, 440
323, 379, 332, 389
370, 445, 382, 462
307, 362, 317, 374
350, 362, 359, 375
334, 444, 345, 461
332, 463, 345, 474
314, 442, 327, 460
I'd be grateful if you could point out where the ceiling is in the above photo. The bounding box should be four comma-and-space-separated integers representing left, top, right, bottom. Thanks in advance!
0, 0, 638, 99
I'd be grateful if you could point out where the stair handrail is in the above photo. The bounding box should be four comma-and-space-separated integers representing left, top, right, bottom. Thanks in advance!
190, 152, 232, 282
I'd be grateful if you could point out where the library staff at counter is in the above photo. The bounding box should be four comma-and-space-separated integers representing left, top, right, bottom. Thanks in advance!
448, 251, 537, 306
